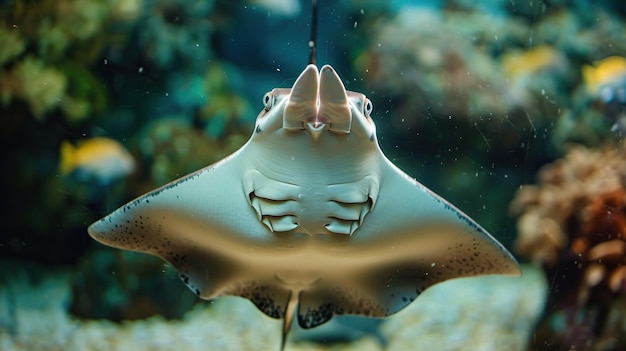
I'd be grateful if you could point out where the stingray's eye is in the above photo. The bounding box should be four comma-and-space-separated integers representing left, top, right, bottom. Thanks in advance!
364, 98, 373, 117
263, 92, 273, 111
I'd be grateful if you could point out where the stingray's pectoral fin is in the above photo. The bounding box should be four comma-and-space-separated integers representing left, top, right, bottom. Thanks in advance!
286, 222, 520, 329
349, 222, 520, 317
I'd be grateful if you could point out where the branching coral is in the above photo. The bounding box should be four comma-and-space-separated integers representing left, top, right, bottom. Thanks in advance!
510, 144, 626, 350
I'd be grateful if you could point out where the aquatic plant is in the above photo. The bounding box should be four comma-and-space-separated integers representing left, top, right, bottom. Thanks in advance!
511, 144, 626, 350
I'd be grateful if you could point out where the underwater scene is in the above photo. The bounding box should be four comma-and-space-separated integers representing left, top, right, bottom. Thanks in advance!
1, 0, 626, 350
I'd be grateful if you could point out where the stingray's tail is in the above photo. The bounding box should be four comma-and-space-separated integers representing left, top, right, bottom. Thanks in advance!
280, 291, 299, 351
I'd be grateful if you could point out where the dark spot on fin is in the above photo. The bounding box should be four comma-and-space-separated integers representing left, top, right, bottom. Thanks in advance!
369, 133, 375, 142
298, 303, 335, 328
255, 125, 263, 134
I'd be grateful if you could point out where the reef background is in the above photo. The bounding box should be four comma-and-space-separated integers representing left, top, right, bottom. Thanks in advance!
1, 0, 625, 350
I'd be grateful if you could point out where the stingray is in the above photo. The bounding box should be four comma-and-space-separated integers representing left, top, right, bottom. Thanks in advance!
88, 63, 520, 350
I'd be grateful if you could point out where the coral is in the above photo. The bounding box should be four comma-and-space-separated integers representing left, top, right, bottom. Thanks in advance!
137, 0, 214, 71
0, 0, 135, 268
533, 8, 626, 60
510, 144, 626, 350
358, 9, 519, 125
0, 0, 245, 268
1, 0, 110, 62
109, 0, 142, 22
350, 1, 626, 153
34, 0, 109, 59
552, 56, 626, 147
354, 7, 566, 149
10, 56, 68, 119
347, 5, 575, 236
198, 63, 254, 137
137, 117, 246, 189
0, 23, 25, 65
0, 0, 116, 122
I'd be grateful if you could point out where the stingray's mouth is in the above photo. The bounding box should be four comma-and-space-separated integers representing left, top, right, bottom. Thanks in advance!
307, 119, 326, 129
305, 115, 330, 135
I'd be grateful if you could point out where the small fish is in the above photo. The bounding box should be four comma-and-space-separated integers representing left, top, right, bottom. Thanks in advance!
582, 56, 626, 135
502, 45, 564, 79
582, 56, 626, 99
59, 137, 135, 184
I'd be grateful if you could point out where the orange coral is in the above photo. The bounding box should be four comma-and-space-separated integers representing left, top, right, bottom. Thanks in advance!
512, 144, 626, 299
511, 143, 626, 350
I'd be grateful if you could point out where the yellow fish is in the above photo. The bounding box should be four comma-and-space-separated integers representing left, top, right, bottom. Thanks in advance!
582, 56, 626, 95
60, 137, 135, 184
502, 45, 564, 79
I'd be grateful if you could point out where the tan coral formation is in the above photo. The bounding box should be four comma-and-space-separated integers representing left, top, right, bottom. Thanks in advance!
511, 143, 626, 304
